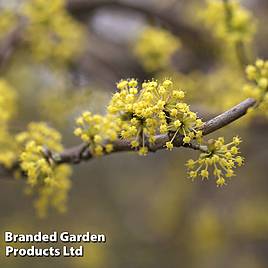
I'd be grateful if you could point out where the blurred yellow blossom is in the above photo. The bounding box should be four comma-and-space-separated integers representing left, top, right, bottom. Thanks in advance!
134, 26, 181, 72
243, 59, 268, 116
22, 0, 85, 63
200, 0, 256, 44
16, 122, 72, 217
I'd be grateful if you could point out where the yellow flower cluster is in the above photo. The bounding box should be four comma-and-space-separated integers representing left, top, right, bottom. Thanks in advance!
33, 164, 71, 218
158, 67, 246, 113
75, 79, 203, 156
244, 59, 268, 115
200, 0, 255, 44
22, 0, 84, 63
134, 26, 181, 72
16, 122, 63, 152
0, 79, 17, 124
16, 122, 72, 218
0, 129, 18, 168
74, 113, 119, 156
186, 136, 244, 186
0, 79, 17, 168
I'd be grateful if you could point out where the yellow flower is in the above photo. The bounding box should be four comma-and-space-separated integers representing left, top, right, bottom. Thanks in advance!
201, 169, 209, 179
128, 79, 138, 88
173, 90, 185, 99
94, 145, 103, 156
139, 147, 148, 156
174, 120, 181, 128
216, 177, 226, 187
183, 136, 191, 144
165, 141, 173, 150
94, 135, 103, 144
131, 140, 139, 148
117, 80, 128, 90
189, 171, 198, 179
74, 128, 82, 136
105, 144, 113, 153
186, 159, 195, 169
160, 124, 168, 134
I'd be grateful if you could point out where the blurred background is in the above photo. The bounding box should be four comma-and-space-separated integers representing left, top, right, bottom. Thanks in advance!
0, 0, 268, 267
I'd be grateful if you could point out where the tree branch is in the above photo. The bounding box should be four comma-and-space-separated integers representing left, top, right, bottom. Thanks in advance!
201, 98, 256, 135
55, 98, 256, 165
0, 97, 257, 179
